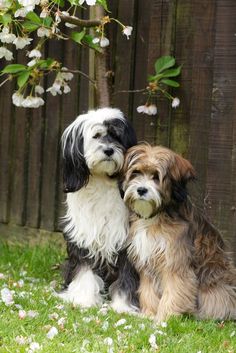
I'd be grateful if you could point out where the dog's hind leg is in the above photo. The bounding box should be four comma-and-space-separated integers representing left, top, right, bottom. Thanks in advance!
197, 284, 236, 320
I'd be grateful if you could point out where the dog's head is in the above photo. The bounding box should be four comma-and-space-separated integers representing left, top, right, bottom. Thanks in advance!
122, 144, 195, 219
62, 108, 137, 192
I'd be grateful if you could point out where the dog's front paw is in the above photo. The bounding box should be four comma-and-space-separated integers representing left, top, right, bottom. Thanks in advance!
110, 293, 139, 314
56, 289, 103, 308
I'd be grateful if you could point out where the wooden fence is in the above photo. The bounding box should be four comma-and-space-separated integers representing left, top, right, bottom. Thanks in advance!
0, 0, 236, 258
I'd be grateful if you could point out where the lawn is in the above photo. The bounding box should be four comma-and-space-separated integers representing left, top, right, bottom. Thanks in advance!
0, 240, 235, 353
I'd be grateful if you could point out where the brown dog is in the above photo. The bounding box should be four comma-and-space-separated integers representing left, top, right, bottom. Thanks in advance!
122, 143, 236, 322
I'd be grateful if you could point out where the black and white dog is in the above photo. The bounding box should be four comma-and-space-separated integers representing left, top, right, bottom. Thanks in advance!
58, 107, 139, 312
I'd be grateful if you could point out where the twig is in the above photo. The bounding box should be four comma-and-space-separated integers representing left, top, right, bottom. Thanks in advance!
0, 76, 11, 87
61, 69, 97, 85
59, 14, 102, 28
113, 88, 146, 95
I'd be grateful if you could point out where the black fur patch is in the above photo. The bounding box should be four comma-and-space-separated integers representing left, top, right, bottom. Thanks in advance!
63, 131, 90, 193
104, 118, 137, 150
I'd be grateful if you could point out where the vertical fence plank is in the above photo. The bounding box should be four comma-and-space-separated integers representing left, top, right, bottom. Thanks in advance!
187, 1, 216, 206
9, 50, 29, 226
0, 80, 14, 223
206, 0, 236, 248
146, 0, 176, 145
113, 0, 136, 118
55, 36, 80, 231
131, 0, 152, 141
169, 0, 193, 156
40, 40, 63, 231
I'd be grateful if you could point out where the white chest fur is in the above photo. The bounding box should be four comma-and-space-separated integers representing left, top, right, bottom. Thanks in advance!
129, 218, 167, 269
64, 176, 129, 264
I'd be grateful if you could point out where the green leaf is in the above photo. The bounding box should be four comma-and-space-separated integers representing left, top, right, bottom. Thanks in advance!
147, 73, 164, 82
97, 0, 109, 12
82, 34, 102, 52
43, 16, 53, 27
22, 21, 39, 32
155, 56, 175, 74
0, 13, 12, 26
161, 66, 181, 78
2, 64, 27, 74
26, 11, 41, 24
51, 0, 65, 5
38, 58, 55, 69
161, 78, 180, 87
17, 71, 30, 88
71, 30, 86, 44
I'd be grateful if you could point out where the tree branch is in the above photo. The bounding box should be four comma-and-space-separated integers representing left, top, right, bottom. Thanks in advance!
59, 14, 102, 28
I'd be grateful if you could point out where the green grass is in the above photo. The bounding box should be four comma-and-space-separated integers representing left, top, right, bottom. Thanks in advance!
0, 241, 235, 353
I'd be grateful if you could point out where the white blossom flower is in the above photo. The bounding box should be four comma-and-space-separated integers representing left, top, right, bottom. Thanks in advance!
102, 321, 109, 331
100, 37, 110, 48
15, 335, 27, 345
27, 310, 39, 318
28, 49, 42, 58
48, 312, 59, 320
123, 26, 133, 39
27, 59, 38, 67
55, 11, 61, 23
0, 27, 16, 43
15, 7, 29, 17
172, 97, 180, 108
18, 279, 24, 287
137, 104, 157, 115
40, 8, 49, 18
148, 104, 157, 115
58, 317, 66, 326
114, 318, 126, 327
63, 84, 71, 94
79, 0, 96, 5
37, 27, 51, 37
0, 46, 13, 60
13, 36, 32, 49
19, 309, 27, 319
1, 288, 14, 305
28, 341, 41, 352
46, 326, 58, 339
22, 96, 45, 108
46, 82, 62, 96
15, 0, 40, 17
104, 337, 113, 346
60, 68, 74, 81
160, 321, 167, 328
35, 85, 44, 94
12, 92, 24, 107
92, 37, 100, 44
0, 273, 5, 279
137, 104, 149, 114
149, 334, 158, 349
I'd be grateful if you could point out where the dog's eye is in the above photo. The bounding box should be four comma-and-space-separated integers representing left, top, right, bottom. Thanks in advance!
131, 170, 141, 178
93, 132, 101, 139
153, 173, 159, 183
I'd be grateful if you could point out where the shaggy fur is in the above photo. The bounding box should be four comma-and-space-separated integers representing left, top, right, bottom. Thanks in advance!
122, 143, 236, 322
58, 108, 139, 311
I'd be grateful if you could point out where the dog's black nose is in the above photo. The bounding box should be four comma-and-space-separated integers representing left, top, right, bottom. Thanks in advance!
104, 147, 114, 157
137, 187, 148, 196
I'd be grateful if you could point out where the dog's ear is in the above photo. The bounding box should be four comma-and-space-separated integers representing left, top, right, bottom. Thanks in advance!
170, 154, 196, 202
171, 154, 196, 184
122, 118, 137, 149
62, 125, 90, 193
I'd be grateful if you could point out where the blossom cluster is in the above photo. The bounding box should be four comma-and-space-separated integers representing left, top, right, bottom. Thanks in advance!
0, 0, 133, 108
